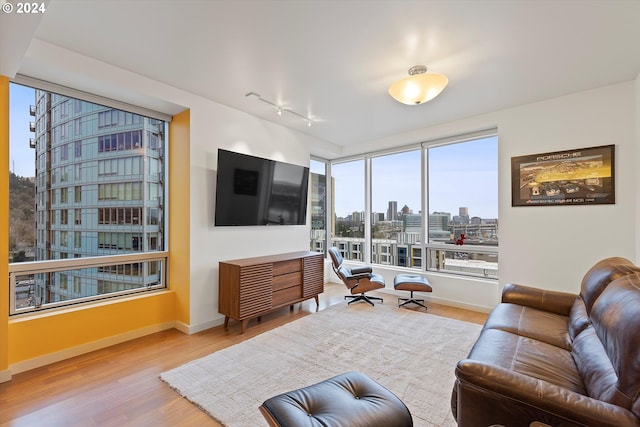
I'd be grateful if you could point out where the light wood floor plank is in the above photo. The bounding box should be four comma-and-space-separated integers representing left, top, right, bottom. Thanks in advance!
0, 282, 487, 426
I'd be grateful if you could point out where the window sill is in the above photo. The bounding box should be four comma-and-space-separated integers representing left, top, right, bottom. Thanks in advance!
9, 289, 174, 322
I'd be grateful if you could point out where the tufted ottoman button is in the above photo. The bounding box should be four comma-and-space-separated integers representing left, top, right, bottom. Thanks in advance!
259, 371, 413, 427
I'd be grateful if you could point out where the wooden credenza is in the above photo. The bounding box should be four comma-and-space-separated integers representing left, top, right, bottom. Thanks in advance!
218, 251, 324, 333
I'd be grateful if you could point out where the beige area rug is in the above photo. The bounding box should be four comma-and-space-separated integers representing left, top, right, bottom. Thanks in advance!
160, 301, 482, 427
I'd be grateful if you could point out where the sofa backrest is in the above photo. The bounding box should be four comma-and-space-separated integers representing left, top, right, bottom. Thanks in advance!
579, 257, 640, 314
569, 257, 640, 342
572, 273, 640, 417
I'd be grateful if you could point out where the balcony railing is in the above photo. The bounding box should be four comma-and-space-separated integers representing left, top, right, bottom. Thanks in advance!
9, 252, 168, 315
313, 233, 499, 279
426, 243, 498, 279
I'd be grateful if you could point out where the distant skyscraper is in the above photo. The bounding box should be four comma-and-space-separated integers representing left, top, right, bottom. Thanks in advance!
454, 206, 470, 224
387, 201, 398, 221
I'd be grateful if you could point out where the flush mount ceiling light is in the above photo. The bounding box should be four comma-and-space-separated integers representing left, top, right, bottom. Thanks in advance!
388, 65, 448, 105
246, 92, 314, 126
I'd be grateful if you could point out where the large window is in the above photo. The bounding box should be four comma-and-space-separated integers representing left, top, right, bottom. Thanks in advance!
427, 136, 498, 278
328, 132, 498, 278
309, 159, 327, 254
371, 150, 422, 268
8, 82, 168, 314
331, 160, 365, 261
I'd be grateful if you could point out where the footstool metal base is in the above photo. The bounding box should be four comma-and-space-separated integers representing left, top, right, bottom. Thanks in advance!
398, 291, 427, 309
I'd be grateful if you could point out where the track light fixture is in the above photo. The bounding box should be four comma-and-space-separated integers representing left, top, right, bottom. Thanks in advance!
246, 92, 314, 126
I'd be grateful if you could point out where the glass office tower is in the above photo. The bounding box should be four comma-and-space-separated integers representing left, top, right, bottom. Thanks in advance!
31, 89, 165, 304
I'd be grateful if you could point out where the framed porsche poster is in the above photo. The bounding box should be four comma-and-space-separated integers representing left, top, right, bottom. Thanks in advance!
511, 144, 615, 207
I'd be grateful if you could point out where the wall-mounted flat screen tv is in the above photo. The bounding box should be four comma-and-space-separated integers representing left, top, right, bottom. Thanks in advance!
215, 149, 310, 226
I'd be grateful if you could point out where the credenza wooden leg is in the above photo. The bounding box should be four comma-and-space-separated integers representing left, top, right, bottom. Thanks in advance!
241, 319, 249, 334
224, 316, 229, 329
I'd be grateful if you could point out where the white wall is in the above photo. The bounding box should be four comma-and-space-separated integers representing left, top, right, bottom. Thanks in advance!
21, 41, 639, 330
188, 101, 325, 329
497, 83, 636, 292
347, 82, 637, 297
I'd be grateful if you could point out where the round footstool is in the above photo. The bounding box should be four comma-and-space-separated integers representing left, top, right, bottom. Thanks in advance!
394, 274, 433, 310
259, 371, 413, 427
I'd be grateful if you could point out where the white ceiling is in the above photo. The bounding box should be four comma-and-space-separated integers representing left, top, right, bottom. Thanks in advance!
4, 0, 640, 151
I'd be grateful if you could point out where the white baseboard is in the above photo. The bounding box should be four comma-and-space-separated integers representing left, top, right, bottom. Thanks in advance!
182, 316, 225, 334
376, 287, 492, 313
0, 369, 11, 383
173, 320, 191, 334
9, 321, 175, 376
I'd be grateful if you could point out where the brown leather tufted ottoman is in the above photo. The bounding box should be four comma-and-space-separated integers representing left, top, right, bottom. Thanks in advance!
394, 274, 433, 310
259, 371, 413, 427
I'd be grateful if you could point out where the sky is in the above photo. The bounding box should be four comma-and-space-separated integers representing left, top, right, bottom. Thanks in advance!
323, 136, 499, 220
9, 83, 36, 177
11, 82, 498, 220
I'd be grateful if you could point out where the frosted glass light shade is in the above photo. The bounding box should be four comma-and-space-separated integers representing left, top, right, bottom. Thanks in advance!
388, 67, 448, 105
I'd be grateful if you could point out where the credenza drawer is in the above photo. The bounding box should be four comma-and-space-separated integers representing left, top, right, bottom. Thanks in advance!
272, 259, 301, 276
273, 271, 302, 291
272, 285, 302, 307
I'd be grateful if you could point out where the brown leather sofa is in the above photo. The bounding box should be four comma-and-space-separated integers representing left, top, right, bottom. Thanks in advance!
451, 257, 640, 427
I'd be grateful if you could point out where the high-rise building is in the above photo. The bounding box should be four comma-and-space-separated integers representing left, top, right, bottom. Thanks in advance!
310, 172, 326, 230
453, 206, 470, 224
402, 213, 421, 232
429, 211, 451, 242
372, 212, 384, 224
31, 89, 166, 304
352, 211, 365, 223
387, 201, 398, 221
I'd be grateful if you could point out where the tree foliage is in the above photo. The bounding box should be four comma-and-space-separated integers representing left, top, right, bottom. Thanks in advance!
9, 172, 36, 255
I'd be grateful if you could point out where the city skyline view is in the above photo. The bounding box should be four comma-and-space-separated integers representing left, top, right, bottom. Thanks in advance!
324, 136, 498, 220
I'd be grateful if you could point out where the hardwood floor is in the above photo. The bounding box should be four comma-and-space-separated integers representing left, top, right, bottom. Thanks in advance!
0, 282, 487, 427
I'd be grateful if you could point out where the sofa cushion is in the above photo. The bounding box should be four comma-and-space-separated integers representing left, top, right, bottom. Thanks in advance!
467, 328, 586, 394
482, 303, 571, 350
572, 326, 620, 405
568, 297, 590, 340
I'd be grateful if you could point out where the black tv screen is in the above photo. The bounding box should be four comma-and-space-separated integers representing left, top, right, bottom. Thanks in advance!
215, 149, 310, 226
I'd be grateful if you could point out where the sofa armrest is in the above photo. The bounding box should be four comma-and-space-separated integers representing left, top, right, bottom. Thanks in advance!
454, 359, 639, 427
502, 283, 577, 316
